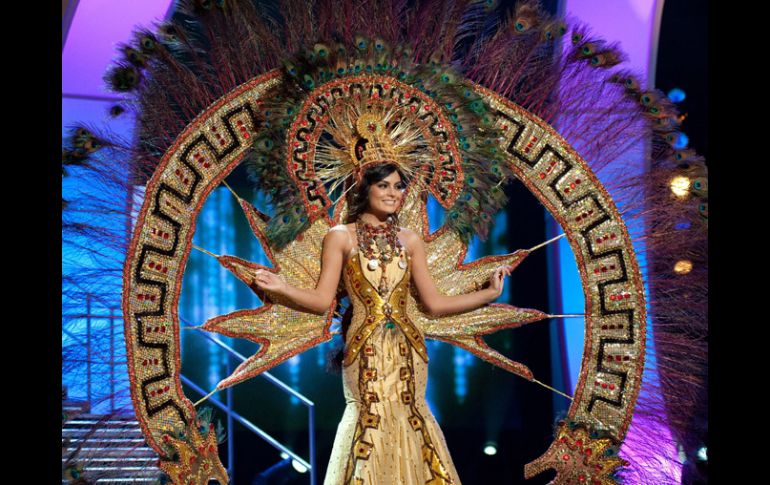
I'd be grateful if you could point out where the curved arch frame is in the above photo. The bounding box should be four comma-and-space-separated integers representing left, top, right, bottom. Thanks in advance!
122, 71, 645, 477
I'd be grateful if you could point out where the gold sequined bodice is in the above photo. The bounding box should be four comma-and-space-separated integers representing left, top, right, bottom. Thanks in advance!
341, 244, 429, 367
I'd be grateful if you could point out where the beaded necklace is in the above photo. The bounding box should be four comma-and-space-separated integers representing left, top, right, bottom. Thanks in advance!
355, 215, 407, 297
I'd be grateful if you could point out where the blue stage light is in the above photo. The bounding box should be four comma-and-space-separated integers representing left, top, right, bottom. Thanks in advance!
667, 88, 686, 103
673, 133, 689, 150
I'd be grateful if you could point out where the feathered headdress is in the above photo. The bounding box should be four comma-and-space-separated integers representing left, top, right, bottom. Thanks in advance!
63, 1, 707, 484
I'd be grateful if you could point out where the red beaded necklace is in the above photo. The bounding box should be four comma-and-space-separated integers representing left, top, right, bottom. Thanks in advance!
355, 215, 405, 296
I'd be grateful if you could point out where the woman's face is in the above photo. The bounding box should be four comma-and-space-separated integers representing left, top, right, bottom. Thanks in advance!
367, 170, 406, 215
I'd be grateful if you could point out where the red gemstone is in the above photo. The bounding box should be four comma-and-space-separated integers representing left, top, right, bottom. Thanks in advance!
609, 295, 615, 301
150, 295, 156, 302
600, 267, 607, 272
575, 440, 583, 447
609, 384, 615, 390
624, 293, 631, 299
609, 265, 615, 270
163, 233, 169, 239
601, 325, 608, 329
564, 187, 569, 193
539, 173, 546, 179
384, 84, 390, 89
175, 169, 181, 175
615, 355, 622, 361
204, 163, 210, 168
165, 385, 170, 391
244, 133, 250, 139
623, 355, 630, 361
606, 355, 613, 361
138, 294, 145, 301
161, 326, 166, 333
575, 179, 581, 184
143, 359, 148, 366
596, 238, 602, 244
601, 383, 607, 389
154, 359, 159, 364
219, 139, 226, 146
162, 267, 168, 274
410, 106, 416, 112
562, 454, 571, 461
524, 147, 530, 153
151, 391, 156, 396
610, 233, 616, 239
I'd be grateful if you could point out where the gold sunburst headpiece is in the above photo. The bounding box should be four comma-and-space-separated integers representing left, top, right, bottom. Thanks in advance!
314, 100, 428, 205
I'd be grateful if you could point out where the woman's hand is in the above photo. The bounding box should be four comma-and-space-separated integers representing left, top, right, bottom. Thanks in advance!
486, 265, 513, 301
252, 268, 287, 294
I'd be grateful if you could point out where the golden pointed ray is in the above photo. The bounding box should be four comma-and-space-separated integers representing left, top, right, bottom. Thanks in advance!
202, 303, 334, 391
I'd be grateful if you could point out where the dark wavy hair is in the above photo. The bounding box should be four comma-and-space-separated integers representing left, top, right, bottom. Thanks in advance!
327, 163, 411, 374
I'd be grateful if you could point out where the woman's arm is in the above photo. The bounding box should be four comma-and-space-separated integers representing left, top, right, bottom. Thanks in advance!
405, 229, 512, 317
252, 228, 348, 315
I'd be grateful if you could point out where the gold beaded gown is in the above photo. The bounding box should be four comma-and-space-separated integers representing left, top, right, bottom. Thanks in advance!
323, 228, 461, 485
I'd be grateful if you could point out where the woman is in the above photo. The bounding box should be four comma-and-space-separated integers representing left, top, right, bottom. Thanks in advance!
252, 162, 513, 484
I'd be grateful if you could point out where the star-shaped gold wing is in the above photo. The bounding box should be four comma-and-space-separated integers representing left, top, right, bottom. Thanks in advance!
399, 189, 550, 381
201, 199, 335, 391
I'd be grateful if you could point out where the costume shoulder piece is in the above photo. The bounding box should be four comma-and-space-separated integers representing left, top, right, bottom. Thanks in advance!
63, 1, 707, 483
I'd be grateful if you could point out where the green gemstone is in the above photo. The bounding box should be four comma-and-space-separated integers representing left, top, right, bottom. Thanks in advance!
385, 321, 395, 329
